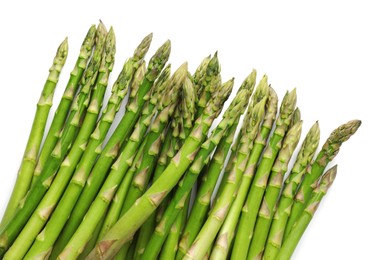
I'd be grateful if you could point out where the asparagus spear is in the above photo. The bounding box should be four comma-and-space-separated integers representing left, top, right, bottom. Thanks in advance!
0, 38, 68, 229
143, 76, 248, 260
264, 121, 320, 260
86, 74, 233, 260
230, 89, 297, 260
23, 48, 145, 260
29, 25, 96, 187
209, 79, 275, 260
183, 73, 269, 260
133, 104, 181, 258
0, 25, 107, 257
177, 123, 237, 260
127, 68, 191, 211
246, 121, 303, 259
276, 166, 337, 260
4, 26, 116, 260
50, 39, 169, 258
160, 195, 190, 260
99, 65, 171, 242
47, 64, 148, 260
58, 63, 183, 260
124, 74, 195, 260
284, 119, 361, 238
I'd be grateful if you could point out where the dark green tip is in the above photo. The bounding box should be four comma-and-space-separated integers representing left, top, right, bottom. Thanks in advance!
133, 33, 153, 61
146, 40, 172, 81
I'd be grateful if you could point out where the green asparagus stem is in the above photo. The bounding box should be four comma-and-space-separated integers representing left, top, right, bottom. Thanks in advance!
4, 26, 116, 260
284, 119, 361, 239
231, 89, 297, 260
29, 25, 96, 187
0, 38, 68, 229
58, 63, 183, 260
177, 124, 237, 260
247, 121, 303, 259
209, 78, 275, 260
133, 105, 181, 258
183, 72, 269, 260
50, 39, 169, 258
143, 77, 248, 260
86, 73, 233, 260
264, 121, 320, 260
276, 166, 337, 260
160, 196, 190, 260
0, 25, 107, 258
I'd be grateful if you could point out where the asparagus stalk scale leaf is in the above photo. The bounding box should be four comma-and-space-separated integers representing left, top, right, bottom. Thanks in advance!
86, 71, 233, 260
0, 24, 108, 257
0, 38, 69, 228
264, 121, 320, 260
97, 66, 171, 242
284, 119, 361, 239
276, 166, 338, 260
247, 121, 303, 259
231, 89, 297, 260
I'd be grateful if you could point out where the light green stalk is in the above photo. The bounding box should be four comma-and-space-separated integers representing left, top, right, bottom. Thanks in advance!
160, 196, 190, 260
284, 119, 361, 239
1, 38, 68, 229
4, 26, 116, 260
231, 89, 297, 260
264, 121, 320, 260
247, 121, 303, 259
0, 25, 107, 258
209, 78, 275, 260
86, 74, 233, 260
276, 166, 337, 260
29, 25, 96, 187
50, 39, 169, 259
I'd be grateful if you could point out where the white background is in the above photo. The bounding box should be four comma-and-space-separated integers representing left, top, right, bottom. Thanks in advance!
0, 1, 388, 259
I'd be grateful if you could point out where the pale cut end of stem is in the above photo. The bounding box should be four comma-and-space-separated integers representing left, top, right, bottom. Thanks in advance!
133, 33, 153, 61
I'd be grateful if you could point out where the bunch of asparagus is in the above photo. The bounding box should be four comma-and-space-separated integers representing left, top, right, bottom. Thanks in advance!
0, 21, 361, 260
